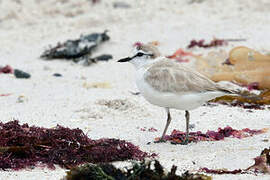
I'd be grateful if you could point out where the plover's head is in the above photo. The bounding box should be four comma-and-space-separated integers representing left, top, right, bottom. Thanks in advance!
118, 43, 161, 68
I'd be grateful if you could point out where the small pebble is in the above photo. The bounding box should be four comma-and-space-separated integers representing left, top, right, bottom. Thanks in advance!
14, 69, 31, 79
113, 2, 131, 8
53, 73, 62, 77
17, 95, 27, 103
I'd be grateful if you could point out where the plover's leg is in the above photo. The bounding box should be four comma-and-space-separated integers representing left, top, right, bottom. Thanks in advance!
182, 110, 190, 145
156, 108, 171, 143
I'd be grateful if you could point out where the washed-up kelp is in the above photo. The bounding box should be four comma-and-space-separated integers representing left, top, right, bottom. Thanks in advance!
0, 65, 31, 79
0, 121, 153, 170
209, 90, 270, 110
200, 147, 270, 174
40, 31, 112, 66
156, 126, 267, 144
64, 160, 212, 180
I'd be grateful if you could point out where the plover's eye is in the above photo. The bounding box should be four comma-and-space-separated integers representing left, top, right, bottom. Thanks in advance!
136, 52, 144, 57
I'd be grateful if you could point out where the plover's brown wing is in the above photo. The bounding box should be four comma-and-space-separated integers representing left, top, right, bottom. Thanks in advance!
144, 59, 232, 93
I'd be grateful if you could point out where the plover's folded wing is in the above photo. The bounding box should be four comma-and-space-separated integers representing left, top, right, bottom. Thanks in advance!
144, 59, 224, 93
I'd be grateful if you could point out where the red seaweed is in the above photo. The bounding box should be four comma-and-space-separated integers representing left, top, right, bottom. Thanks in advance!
158, 126, 267, 144
0, 121, 154, 170
140, 127, 158, 132
187, 38, 227, 48
0, 65, 13, 74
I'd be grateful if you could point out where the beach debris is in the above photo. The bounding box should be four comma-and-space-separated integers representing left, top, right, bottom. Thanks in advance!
246, 148, 270, 174
200, 147, 270, 175
113, 2, 131, 8
91, 0, 101, 3
80, 54, 113, 66
0, 65, 13, 74
92, 54, 113, 61
209, 90, 270, 110
14, 69, 31, 79
139, 127, 158, 132
196, 47, 270, 89
53, 73, 62, 77
187, 38, 228, 48
187, 38, 246, 49
0, 93, 12, 97
0, 121, 153, 170
17, 95, 27, 103
193, 47, 270, 108
167, 48, 195, 62
200, 168, 243, 175
0, 65, 31, 79
156, 126, 268, 144
64, 160, 212, 180
41, 31, 112, 66
83, 82, 111, 89
228, 46, 270, 66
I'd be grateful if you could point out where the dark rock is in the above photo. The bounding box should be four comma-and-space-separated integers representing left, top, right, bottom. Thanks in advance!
53, 73, 62, 77
14, 69, 31, 79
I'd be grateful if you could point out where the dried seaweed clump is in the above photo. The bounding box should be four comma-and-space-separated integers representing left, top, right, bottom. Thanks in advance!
0, 121, 153, 170
41, 31, 112, 66
159, 126, 267, 144
200, 147, 270, 175
209, 90, 270, 110
64, 160, 212, 180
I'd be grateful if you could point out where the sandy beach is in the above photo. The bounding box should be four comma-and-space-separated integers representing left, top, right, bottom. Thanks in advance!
0, 0, 270, 179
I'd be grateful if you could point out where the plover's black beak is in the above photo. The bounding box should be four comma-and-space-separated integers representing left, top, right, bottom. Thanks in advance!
117, 57, 132, 62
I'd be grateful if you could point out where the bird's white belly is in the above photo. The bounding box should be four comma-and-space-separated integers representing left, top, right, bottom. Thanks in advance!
136, 72, 225, 110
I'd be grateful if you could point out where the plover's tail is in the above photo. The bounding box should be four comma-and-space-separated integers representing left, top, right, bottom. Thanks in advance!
218, 86, 241, 94
216, 81, 242, 94
216, 82, 258, 99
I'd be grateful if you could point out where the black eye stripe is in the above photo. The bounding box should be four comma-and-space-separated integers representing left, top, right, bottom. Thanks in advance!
134, 52, 153, 57
136, 52, 144, 57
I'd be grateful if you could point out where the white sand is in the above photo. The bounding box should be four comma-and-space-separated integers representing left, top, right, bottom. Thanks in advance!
0, 0, 270, 179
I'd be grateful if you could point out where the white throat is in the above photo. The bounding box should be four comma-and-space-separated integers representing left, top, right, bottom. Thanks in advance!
129, 57, 157, 70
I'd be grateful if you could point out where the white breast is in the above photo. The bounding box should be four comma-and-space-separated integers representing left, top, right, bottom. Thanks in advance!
135, 67, 226, 110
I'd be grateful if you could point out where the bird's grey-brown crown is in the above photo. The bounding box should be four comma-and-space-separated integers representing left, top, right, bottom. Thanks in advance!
135, 43, 161, 59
